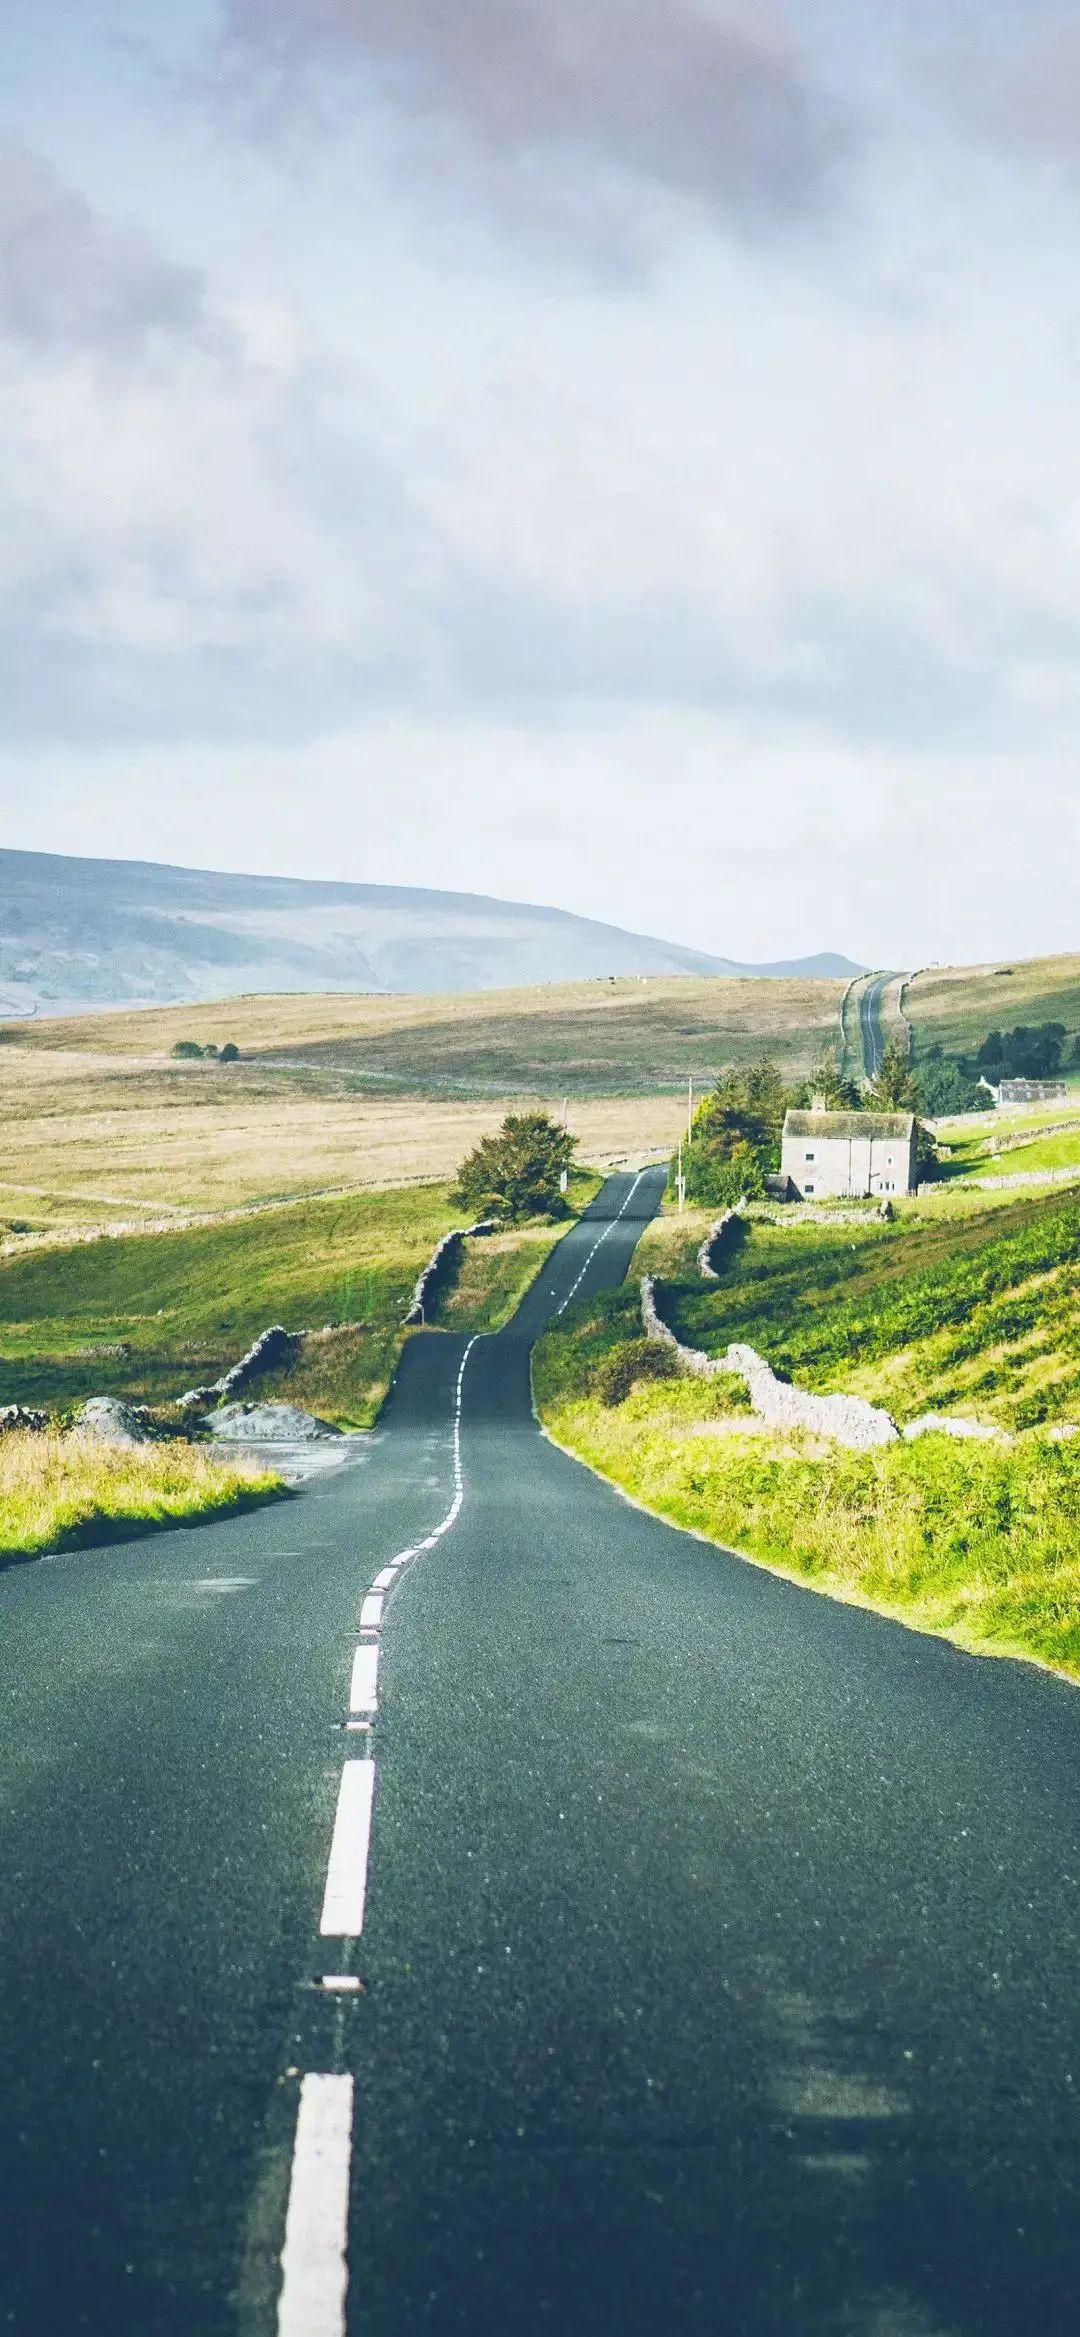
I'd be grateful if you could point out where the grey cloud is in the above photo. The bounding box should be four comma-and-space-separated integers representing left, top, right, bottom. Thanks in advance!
931, 8, 1080, 165
223, 0, 845, 239
0, 133, 203, 349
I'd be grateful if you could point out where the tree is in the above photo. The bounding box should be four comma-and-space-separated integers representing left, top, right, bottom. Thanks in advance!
807, 1051, 861, 1110
171, 1040, 204, 1059
913, 1049, 986, 1117
974, 1022, 1066, 1080
219, 1041, 240, 1062
452, 1112, 576, 1223
868, 1040, 919, 1112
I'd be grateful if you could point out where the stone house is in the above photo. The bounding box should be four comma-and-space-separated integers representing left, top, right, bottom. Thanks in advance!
781, 1110, 918, 1200
997, 1079, 1067, 1107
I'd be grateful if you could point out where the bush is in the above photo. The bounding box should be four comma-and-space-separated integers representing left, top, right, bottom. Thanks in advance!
596, 1337, 680, 1407
683, 1142, 765, 1207
219, 1042, 240, 1062
452, 1111, 576, 1223
171, 1040, 204, 1059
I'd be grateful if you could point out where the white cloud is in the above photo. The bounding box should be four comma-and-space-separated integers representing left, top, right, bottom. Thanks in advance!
2, 9, 1080, 960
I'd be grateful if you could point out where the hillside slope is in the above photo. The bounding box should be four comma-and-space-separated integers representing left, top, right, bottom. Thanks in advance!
0, 848, 862, 1015
905, 956, 1080, 1057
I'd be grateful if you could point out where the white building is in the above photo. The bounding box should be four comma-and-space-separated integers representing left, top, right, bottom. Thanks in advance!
781, 1110, 918, 1200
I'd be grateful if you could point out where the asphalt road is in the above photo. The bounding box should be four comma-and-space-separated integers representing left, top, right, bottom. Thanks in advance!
2, 1170, 1080, 2335
858, 975, 892, 1081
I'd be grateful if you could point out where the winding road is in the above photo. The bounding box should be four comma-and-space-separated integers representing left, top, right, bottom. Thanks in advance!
2, 1171, 1079, 2334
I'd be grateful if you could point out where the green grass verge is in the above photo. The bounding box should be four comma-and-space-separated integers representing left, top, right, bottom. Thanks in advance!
0, 1430, 282, 1563
534, 1298, 1080, 1680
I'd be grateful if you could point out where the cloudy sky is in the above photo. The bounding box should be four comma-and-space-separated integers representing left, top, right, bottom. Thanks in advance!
2, 0, 1079, 965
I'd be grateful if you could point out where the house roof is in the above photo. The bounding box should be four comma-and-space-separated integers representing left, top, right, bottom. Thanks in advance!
783, 1109, 915, 1140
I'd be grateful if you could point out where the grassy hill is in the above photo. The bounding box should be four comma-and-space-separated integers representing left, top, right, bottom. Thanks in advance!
905, 955, 1080, 1059
656, 1190, 1080, 1431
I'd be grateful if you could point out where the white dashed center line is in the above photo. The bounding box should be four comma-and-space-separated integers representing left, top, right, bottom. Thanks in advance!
348, 1642, 379, 1718
555, 1172, 646, 1316
277, 2073, 354, 2337
319, 1760, 376, 1938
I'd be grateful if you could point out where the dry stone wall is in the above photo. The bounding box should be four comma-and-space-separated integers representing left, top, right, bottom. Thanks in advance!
177, 1324, 296, 1413
642, 1276, 898, 1447
697, 1204, 744, 1281
640, 1280, 892, 1439
918, 1166, 1080, 1196
641, 1277, 1015, 1450
404, 1222, 495, 1326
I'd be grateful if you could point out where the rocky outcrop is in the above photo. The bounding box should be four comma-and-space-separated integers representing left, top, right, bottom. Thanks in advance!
0, 1405, 48, 1434
177, 1324, 296, 1413
73, 1396, 152, 1447
207, 1401, 342, 1443
404, 1222, 495, 1325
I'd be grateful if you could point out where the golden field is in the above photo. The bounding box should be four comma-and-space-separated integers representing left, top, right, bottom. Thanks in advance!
0, 1045, 681, 1231
0, 972, 846, 1232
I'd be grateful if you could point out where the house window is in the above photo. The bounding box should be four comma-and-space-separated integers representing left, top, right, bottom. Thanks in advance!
804, 1184, 815, 1195
805, 1150, 815, 1162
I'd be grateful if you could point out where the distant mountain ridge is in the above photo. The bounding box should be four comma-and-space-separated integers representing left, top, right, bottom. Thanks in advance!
0, 848, 865, 1016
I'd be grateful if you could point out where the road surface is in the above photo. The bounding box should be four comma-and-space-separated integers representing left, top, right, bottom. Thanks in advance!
858, 974, 892, 1081
2, 1170, 1079, 2335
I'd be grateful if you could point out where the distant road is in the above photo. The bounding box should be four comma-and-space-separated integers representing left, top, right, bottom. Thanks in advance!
857, 971, 893, 1080
2, 1171, 1080, 2332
